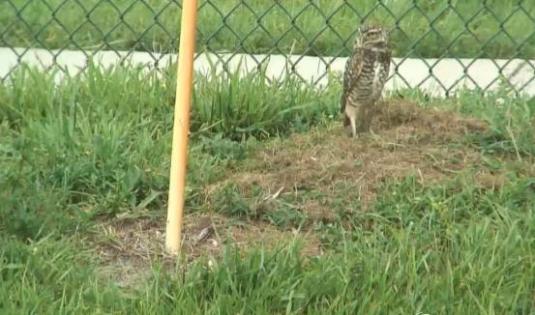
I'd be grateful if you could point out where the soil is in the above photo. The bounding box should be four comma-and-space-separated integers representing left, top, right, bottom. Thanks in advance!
206, 100, 489, 213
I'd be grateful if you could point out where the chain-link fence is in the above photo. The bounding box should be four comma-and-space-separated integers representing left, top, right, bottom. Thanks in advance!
1, 0, 535, 96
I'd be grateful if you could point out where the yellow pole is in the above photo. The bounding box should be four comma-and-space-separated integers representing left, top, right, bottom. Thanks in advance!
165, 0, 198, 255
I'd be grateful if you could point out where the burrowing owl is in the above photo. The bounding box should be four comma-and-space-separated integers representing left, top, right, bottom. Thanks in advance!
340, 24, 391, 137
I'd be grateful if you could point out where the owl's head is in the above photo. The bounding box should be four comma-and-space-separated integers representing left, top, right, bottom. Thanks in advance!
356, 24, 389, 50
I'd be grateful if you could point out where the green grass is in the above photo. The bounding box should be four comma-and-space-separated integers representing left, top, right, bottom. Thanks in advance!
1, 66, 535, 313
1, 0, 535, 58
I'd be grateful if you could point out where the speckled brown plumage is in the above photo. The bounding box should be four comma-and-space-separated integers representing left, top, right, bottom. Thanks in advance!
340, 24, 392, 137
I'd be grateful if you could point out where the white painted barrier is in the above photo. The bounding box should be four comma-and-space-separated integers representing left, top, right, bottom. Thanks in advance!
1, 47, 534, 97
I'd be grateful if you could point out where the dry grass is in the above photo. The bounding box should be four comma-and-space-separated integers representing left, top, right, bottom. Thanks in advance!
207, 100, 490, 210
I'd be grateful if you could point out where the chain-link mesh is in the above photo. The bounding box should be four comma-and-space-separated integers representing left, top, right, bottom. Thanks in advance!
1, 0, 534, 96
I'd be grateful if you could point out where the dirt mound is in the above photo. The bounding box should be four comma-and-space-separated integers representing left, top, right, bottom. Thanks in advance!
375, 100, 487, 141
206, 100, 490, 214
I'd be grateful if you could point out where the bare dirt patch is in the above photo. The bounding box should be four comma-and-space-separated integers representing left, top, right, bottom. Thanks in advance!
94, 212, 321, 288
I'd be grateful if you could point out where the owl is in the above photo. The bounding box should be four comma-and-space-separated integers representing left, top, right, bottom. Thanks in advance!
340, 24, 391, 137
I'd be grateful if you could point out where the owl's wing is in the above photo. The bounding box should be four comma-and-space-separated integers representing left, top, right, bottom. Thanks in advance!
340, 60, 351, 113
340, 48, 364, 113
382, 48, 392, 80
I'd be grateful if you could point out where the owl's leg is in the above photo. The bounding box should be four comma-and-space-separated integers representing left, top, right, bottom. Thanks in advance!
349, 115, 358, 138
344, 105, 358, 138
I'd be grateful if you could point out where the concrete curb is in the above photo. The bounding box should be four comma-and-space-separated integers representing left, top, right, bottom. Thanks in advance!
1, 47, 534, 97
